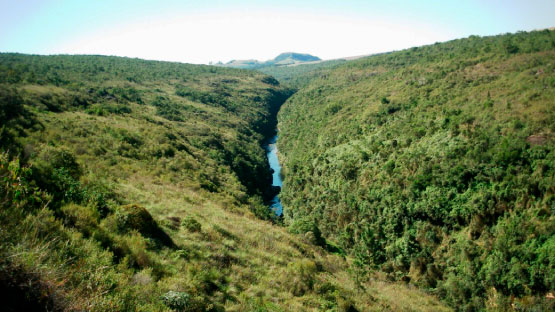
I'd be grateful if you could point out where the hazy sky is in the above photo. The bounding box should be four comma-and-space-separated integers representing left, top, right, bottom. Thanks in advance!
1, 0, 554, 64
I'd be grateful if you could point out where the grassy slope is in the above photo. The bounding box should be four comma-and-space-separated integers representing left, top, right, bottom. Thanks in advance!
278, 30, 555, 311
0, 54, 448, 311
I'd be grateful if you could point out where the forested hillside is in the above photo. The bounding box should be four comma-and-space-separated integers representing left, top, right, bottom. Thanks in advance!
278, 30, 555, 311
0, 54, 448, 311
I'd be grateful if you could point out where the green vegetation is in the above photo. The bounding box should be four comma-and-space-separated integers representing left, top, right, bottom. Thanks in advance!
278, 30, 555, 311
0, 53, 448, 311
258, 59, 347, 89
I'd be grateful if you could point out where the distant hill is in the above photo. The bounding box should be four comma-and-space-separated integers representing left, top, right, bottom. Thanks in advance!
219, 53, 383, 90
258, 53, 373, 90
220, 52, 321, 69
219, 59, 263, 68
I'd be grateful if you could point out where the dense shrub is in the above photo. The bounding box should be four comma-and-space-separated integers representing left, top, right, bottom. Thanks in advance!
0, 87, 36, 151
181, 216, 202, 233
61, 203, 99, 235
288, 217, 326, 247
116, 204, 174, 247
151, 96, 184, 121
176, 87, 231, 109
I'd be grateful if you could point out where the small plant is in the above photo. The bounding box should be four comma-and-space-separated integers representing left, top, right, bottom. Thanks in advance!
161, 291, 190, 311
181, 216, 202, 233
484, 92, 494, 108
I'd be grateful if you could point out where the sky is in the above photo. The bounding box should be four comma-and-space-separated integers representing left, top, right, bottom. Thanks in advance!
1, 0, 554, 64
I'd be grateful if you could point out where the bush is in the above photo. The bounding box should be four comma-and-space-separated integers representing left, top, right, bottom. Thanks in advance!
151, 96, 183, 121
161, 291, 190, 311
261, 76, 279, 86
36, 146, 82, 179
61, 203, 99, 234
0, 87, 26, 126
284, 259, 318, 296
181, 216, 202, 233
504, 40, 519, 54
116, 204, 157, 233
175, 88, 230, 109
120, 232, 154, 269
31, 146, 85, 204
288, 217, 326, 247
116, 204, 174, 247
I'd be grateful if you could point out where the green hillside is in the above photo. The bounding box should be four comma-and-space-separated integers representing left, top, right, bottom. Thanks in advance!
278, 30, 555, 311
0, 54, 449, 311
258, 59, 347, 89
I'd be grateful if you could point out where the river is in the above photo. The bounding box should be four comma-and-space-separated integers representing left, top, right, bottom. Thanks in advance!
265, 134, 283, 215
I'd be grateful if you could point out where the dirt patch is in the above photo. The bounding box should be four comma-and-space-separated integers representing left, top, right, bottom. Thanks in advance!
526, 134, 548, 146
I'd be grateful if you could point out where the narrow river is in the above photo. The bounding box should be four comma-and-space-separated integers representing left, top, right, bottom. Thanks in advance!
265, 134, 283, 215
